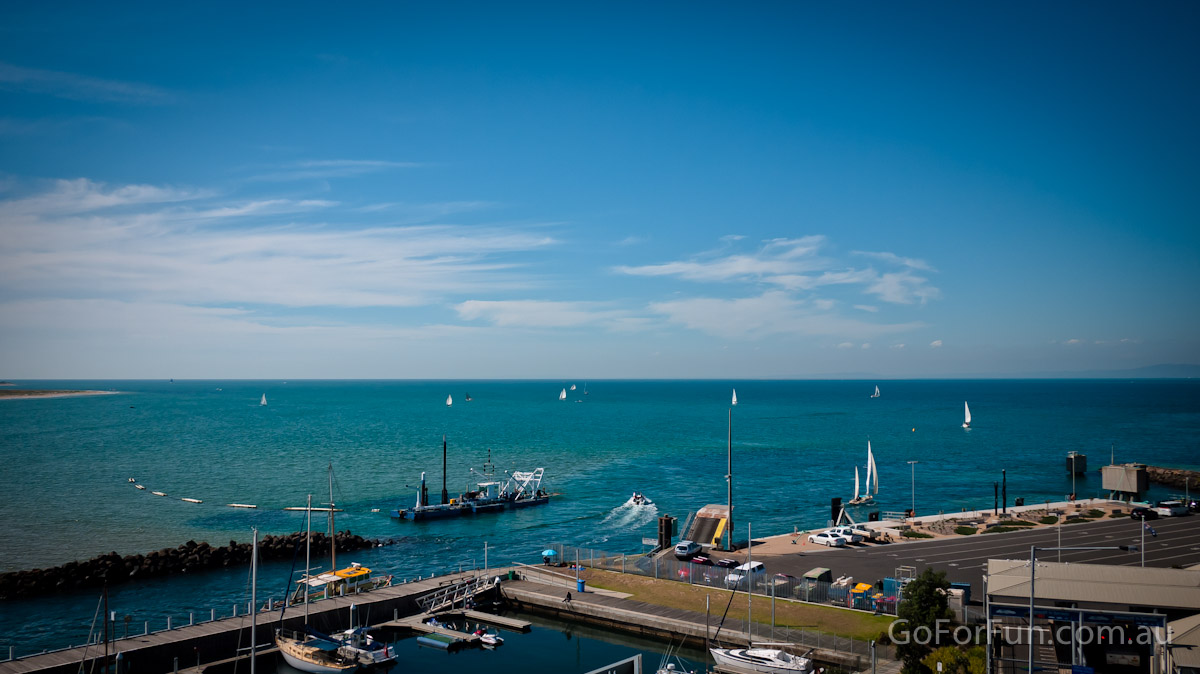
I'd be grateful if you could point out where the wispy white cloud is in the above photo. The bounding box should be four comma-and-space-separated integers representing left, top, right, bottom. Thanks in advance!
646, 291, 922, 340
247, 159, 421, 182
852, 250, 935, 271
0, 62, 172, 104
930, 339, 943, 348
615, 236, 939, 307
455, 300, 640, 330
1064, 338, 1084, 345
854, 304, 878, 313
865, 271, 941, 304
615, 235, 644, 247
837, 342, 855, 349
891, 343, 906, 350
0, 179, 556, 310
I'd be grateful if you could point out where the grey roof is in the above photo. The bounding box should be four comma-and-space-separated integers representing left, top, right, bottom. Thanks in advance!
987, 559, 1200, 611
1170, 613, 1200, 669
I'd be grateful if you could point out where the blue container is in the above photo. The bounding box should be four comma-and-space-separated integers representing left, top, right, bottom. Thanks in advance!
950, 582, 972, 604
577, 579, 586, 592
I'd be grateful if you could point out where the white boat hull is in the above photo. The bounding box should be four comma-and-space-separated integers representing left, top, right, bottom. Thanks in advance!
710, 647, 813, 673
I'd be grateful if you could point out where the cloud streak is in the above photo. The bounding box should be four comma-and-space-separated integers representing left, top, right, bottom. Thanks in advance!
0, 62, 172, 104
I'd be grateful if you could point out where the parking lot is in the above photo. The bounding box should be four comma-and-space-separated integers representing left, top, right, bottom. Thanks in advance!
751, 513, 1200, 599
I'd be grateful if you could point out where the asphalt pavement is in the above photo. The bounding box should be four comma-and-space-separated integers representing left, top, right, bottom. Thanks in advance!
753, 514, 1200, 599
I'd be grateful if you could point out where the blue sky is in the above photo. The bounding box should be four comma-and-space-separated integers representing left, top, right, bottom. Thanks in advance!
1, 2, 1197, 378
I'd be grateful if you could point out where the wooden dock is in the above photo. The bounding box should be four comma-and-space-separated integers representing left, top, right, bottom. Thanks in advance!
0, 569, 503, 674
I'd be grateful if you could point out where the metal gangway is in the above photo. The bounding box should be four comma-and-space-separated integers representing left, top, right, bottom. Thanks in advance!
416, 574, 496, 613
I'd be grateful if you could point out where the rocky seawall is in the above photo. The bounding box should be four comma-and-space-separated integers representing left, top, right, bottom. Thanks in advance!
0, 531, 386, 600
1146, 465, 1200, 491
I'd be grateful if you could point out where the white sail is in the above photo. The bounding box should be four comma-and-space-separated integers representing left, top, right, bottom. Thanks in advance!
559, 388, 566, 401
963, 401, 971, 428
865, 441, 874, 495
872, 385, 880, 398
260, 394, 267, 406
570, 384, 576, 391
868, 441, 879, 494
446, 394, 452, 406
732, 388, 738, 406
853, 465, 860, 501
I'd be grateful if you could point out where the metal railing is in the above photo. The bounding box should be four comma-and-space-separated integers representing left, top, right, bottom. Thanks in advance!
549, 543, 902, 617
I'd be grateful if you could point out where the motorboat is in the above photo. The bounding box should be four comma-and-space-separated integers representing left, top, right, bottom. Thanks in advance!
709, 647, 816, 673
474, 628, 504, 647
631, 491, 654, 506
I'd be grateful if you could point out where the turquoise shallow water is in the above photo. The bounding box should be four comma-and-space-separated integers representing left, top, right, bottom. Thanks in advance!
2, 379, 1198, 656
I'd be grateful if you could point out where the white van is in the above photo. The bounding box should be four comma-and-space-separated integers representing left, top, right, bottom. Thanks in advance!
724, 561, 765, 589
1154, 500, 1188, 517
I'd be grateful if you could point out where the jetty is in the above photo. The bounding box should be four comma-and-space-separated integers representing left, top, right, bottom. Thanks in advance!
0, 570, 502, 674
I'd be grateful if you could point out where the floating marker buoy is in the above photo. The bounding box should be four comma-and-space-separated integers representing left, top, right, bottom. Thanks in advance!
912, 428, 916, 432
181, 498, 202, 504
135, 484, 145, 490
152, 491, 167, 497
228, 503, 257, 509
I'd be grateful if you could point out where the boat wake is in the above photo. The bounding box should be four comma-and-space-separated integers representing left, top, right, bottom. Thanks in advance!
600, 494, 659, 529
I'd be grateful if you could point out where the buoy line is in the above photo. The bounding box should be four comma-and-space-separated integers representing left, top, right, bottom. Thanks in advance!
124, 478, 377, 513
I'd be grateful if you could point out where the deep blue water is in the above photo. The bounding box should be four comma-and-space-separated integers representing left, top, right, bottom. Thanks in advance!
2, 379, 1198, 657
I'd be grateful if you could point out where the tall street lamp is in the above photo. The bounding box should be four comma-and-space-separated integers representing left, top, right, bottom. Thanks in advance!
907, 461, 919, 518
1026, 545, 1136, 674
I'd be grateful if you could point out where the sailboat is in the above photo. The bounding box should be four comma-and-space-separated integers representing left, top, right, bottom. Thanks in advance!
275, 494, 358, 673
260, 394, 267, 406
962, 401, 971, 429
847, 441, 878, 505
569, 384, 576, 391
870, 385, 880, 398
731, 389, 738, 406
559, 388, 567, 401
464, 393, 472, 402
277, 470, 392, 672
446, 394, 453, 407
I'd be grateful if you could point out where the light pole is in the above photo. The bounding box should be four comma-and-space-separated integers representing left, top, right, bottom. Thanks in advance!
1027, 545, 1136, 674
907, 461, 919, 518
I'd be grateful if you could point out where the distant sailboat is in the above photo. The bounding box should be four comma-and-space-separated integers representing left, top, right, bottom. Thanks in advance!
569, 384, 576, 391
446, 394, 453, 407
559, 388, 567, 401
731, 389, 738, 406
871, 385, 880, 398
260, 394, 267, 406
962, 401, 971, 429
583, 383, 589, 395
465, 393, 472, 402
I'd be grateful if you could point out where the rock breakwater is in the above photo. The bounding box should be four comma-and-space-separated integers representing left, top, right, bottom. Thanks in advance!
1146, 465, 1200, 491
0, 531, 385, 600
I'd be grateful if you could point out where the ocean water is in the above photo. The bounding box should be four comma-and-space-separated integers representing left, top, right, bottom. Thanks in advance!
2, 379, 1198, 656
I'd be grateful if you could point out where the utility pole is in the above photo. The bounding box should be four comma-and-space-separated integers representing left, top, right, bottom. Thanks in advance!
726, 407, 734, 552
907, 461, 919, 517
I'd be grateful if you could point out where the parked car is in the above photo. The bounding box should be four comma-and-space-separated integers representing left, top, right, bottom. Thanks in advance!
674, 540, 702, 559
690, 555, 712, 565
808, 531, 847, 547
1154, 501, 1189, 517
724, 561, 766, 589
1130, 507, 1159, 521
715, 558, 739, 568
827, 526, 864, 544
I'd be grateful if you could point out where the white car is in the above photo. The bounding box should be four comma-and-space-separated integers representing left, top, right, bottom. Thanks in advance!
674, 540, 702, 559
827, 526, 864, 544
808, 531, 846, 547
724, 561, 766, 589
